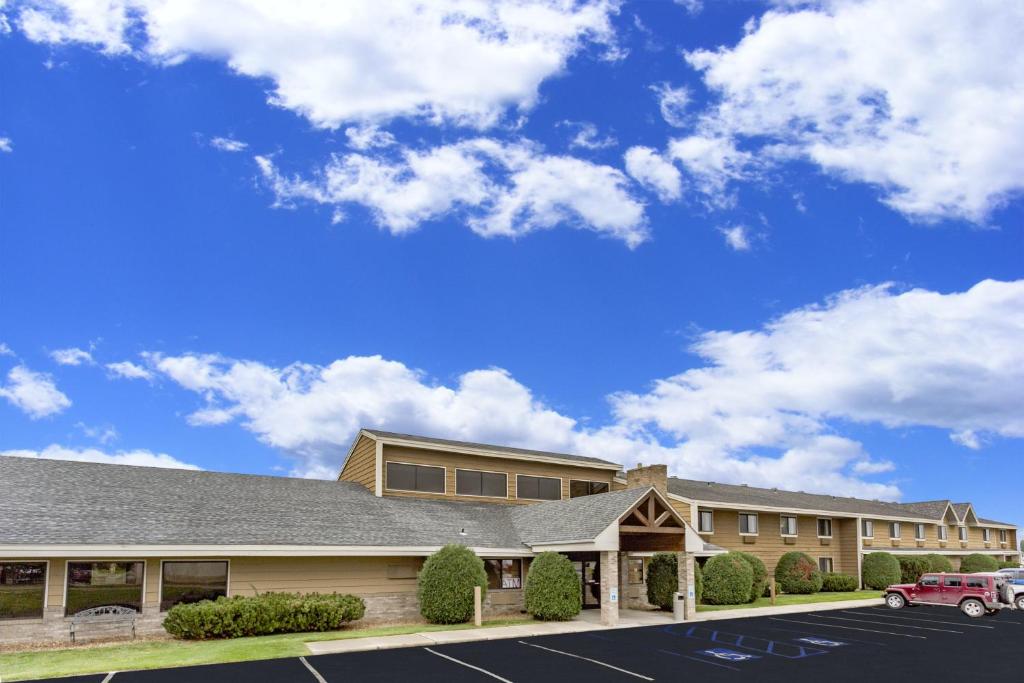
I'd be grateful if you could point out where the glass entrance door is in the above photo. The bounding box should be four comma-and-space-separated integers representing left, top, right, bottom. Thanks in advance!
573, 559, 601, 609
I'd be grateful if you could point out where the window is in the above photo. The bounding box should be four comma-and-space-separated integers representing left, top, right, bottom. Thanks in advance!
456, 469, 507, 498
739, 513, 759, 535
0, 562, 47, 620
966, 577, 986, 589
818, 557, 833, 573
516, 475, 561, 500
817, 518, 833, 538
983, 529, 991, 543
780, 515, 798, 536
943, 576, 962, 588
698, 510, 714, 533
1000, 529, 1008, 543
484, 559, 522, 589
569, 480, 610, 498
915, 524, 926, 541
65, 561, 144, 616
890, 522, 901, 539
386, 462, 445, 494
160, 561, 228, 611
938, 525, 948, 541
958, 526, 968, 542
920, 575, 939, 587
628, 558, 645, 585
862, 520, 874, 538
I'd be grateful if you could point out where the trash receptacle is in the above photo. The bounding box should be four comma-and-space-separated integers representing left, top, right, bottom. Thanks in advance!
672, 591, 687, 621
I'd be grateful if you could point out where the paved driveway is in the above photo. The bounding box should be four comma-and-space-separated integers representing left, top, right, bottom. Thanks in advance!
25, 605, 1024, 682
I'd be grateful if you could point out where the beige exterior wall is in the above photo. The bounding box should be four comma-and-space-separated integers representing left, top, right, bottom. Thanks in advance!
338, 434, 377, 491
669, 499, 691, 522
862, 519, 1014, 553
229, 556, 421, 597
380, 444, 615, 505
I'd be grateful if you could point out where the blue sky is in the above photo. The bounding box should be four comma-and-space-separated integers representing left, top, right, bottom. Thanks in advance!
1, 1, 1022, 528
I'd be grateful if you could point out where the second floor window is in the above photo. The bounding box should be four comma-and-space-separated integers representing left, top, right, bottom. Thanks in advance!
456, 469, 507, 498
569, 480, 610, 498
817, 518, 833, 538
780, 515, 797, 536
938, 526, 948, 541
959, 526, 968, 541
739, 513, 758, 535
915, 524, 926, 541
983, 528, 991, 542
890, 522, 901, 539
698, 510, 714, 533
386, 462, 445, 494
516, 475, 561, 501
1000, 529, 1008, 543
862, 520, 874, 538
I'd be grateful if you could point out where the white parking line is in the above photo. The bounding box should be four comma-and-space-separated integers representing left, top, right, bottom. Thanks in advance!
850, 611, 995, 629
424, 647, 515, 683
813, 614, 962, 634
299, 656, 327, 683
518, 640, 654, 681
769, 617, 927, 639
101, 674, 117, 683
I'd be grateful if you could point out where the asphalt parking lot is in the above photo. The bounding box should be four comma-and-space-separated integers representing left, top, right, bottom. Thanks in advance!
22, 604, 1024, 682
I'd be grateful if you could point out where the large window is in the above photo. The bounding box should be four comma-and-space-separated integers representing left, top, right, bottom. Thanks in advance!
890, 522, 901, 539
569, 480, 610, 499
0, 562, 47, 620
516, 475, 561, 501
739, 513, 759, 535
65, 562, 144, 616
698, 510, 714, 533
484, 559, 523, 590
862, 520, 874, 538
456, 469, 507, 498
386, 462, 445, 494
780, 515, 798, 536
160, 561, 229, 611
817, 518, 833, 538
915, 524, 926, 541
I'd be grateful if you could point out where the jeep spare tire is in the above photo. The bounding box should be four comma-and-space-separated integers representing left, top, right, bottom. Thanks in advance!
999, 583, 1014, 604
961, 598, 984, 618
886, 593, 905, 609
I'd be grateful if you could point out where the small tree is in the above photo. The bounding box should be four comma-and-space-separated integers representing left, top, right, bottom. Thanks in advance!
775, 552, 823, 594
922, 553, 954, 573
896, 556, 930, 583
959, 553, 999, 573
645, 553, 677, 610
702, 552, 755, 605
417, 544, 487, 624
524, 553, 581, 621
734, 552, 767, 603
862, 552, 901, 590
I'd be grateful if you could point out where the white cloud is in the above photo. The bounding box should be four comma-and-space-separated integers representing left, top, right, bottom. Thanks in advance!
344, 124, 396, 151
674, 0, 703, 14
950, 429, 982, 450
209, 136, 247, 153
666, 134, 753, 207
0, 137, 11, 153
650, 82, 690, 127
106, 360, 154, 381
50, 347, 94, 366
562, 121, 617, 150
718, 225, 751, 251
623, 146, 682, 201
257, 138, 649, 247
0, 365, 72, 419
684, 0, 1024, 222
1, 444, 199, 470
15, 0, 620, 129
0, 342, 13, 356
75, 422, 119, 445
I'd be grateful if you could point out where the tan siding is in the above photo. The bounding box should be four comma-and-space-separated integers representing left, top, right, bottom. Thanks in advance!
338, 434, 377, 491
669, 499, 691, 522
381, 444, 614, 505
837, 518, 858, 577
229, 556, 423, 597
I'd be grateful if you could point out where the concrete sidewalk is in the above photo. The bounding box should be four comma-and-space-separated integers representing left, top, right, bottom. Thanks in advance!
305, 596, 883, 655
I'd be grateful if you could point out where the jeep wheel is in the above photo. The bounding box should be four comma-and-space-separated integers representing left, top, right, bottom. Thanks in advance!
885, 593, 906, 609
961, 598, 984, 618
1015, 594, 1024, 611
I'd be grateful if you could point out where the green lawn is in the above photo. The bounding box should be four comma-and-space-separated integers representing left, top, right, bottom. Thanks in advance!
0, 619, 533, 682
697, 589, 882, 612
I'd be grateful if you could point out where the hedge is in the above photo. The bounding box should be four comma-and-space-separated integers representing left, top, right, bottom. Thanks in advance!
922, 553, 954, 573
862, 552, 901, 589
702, 553, 754, 605
959, 554, 999, 574
998, 560, 1021, 570
524, 552, 581, 621
897, 556, 930, 583
775, 552, 823, 594
734, 552, 767, 603
694, 561, 703, 605
821, 573, 858, 592
646, 553, 678, 610
417, 544, 488, 624
163, 593, 365, 639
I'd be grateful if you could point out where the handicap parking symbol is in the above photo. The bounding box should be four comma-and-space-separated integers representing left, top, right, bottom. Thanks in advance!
699, 648, 761, 662
796, 637, 846, 647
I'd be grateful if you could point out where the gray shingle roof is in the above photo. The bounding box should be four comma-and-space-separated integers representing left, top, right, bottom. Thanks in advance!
952, 503, 975, 522
979, 517, 1016, 527
363, 430, 620, 468
511, 487, 649, 545
895, 500, 953, 519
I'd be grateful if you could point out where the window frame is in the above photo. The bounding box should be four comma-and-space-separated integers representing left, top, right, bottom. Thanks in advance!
982, 528, 991, 543
999, 529, 1008, 544
483, 558, 524, 590
780, 515, 798, 537
738, 512, 759, 536
568, 479, 610, 499
818, 557, 834, 574
627, 558, 645, 585
861, 519, 874, 539
958, 526, 968, 542
63, 560, 147, 617
698, 509, 714, 534
915, 523, 926, 541
890, 521, 902, 539
937, 525, 948, 541
919, 575, 939, 587
158, 559, 231, 613
454, 468, 509, 499
384, 461, 447, 495
816, 517, 833, 539
0, 560, 49, 621
515, 474, 562, 501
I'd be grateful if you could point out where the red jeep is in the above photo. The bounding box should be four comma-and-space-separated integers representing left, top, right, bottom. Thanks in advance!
885, 572, 1015, 618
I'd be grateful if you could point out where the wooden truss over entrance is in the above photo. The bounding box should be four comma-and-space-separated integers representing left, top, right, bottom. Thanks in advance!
618, 489, 687, 552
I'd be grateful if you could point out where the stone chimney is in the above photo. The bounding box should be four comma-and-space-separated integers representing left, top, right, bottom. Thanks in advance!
626, 463, 668, 496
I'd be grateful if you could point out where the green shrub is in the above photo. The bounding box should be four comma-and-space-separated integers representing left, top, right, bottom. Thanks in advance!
162, 592, 365, 639
922, 553, 954, 573
775, 552, 823, 594
694, 561, 703, 605
959, 554, 999, 574
862, 552, 901, 589
820, 573, 858, 592
897, 556, 930, 583
733, 552, 768, 603
997, 560, 1021, 570
646, 553, 677, 610
417, 544, 488, 624
702, 553, 754, 605
524, 553, 581, 621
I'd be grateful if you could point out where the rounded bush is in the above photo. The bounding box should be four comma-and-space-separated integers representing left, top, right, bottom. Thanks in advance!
163, 592, 365, 640
998, 560, 1020, 570
922, 553, 954, 573
959, 553, 999, 574
820, 573, 858, 592
645, 553, 678, 610
897, 556, 930, 583
694, 561, 703, 605
862, 552, 901, 589
733, 552, 767, 603
525, 552, 581, 621
417, 544, 488, 624
775, 552, 824, 594
702, 552, 755, 605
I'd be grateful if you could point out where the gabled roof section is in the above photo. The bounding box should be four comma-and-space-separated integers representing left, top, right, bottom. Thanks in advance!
897, 500, 955, 521
360, 429, 622, 470
952, 503, 979, 525
511, 486, 653, 546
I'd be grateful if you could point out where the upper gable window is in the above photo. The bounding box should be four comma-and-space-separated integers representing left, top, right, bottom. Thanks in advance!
569, 480, 610, 499
516, 475, 561, 501
456, 469, 507, 498
386, 462, 445, 494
